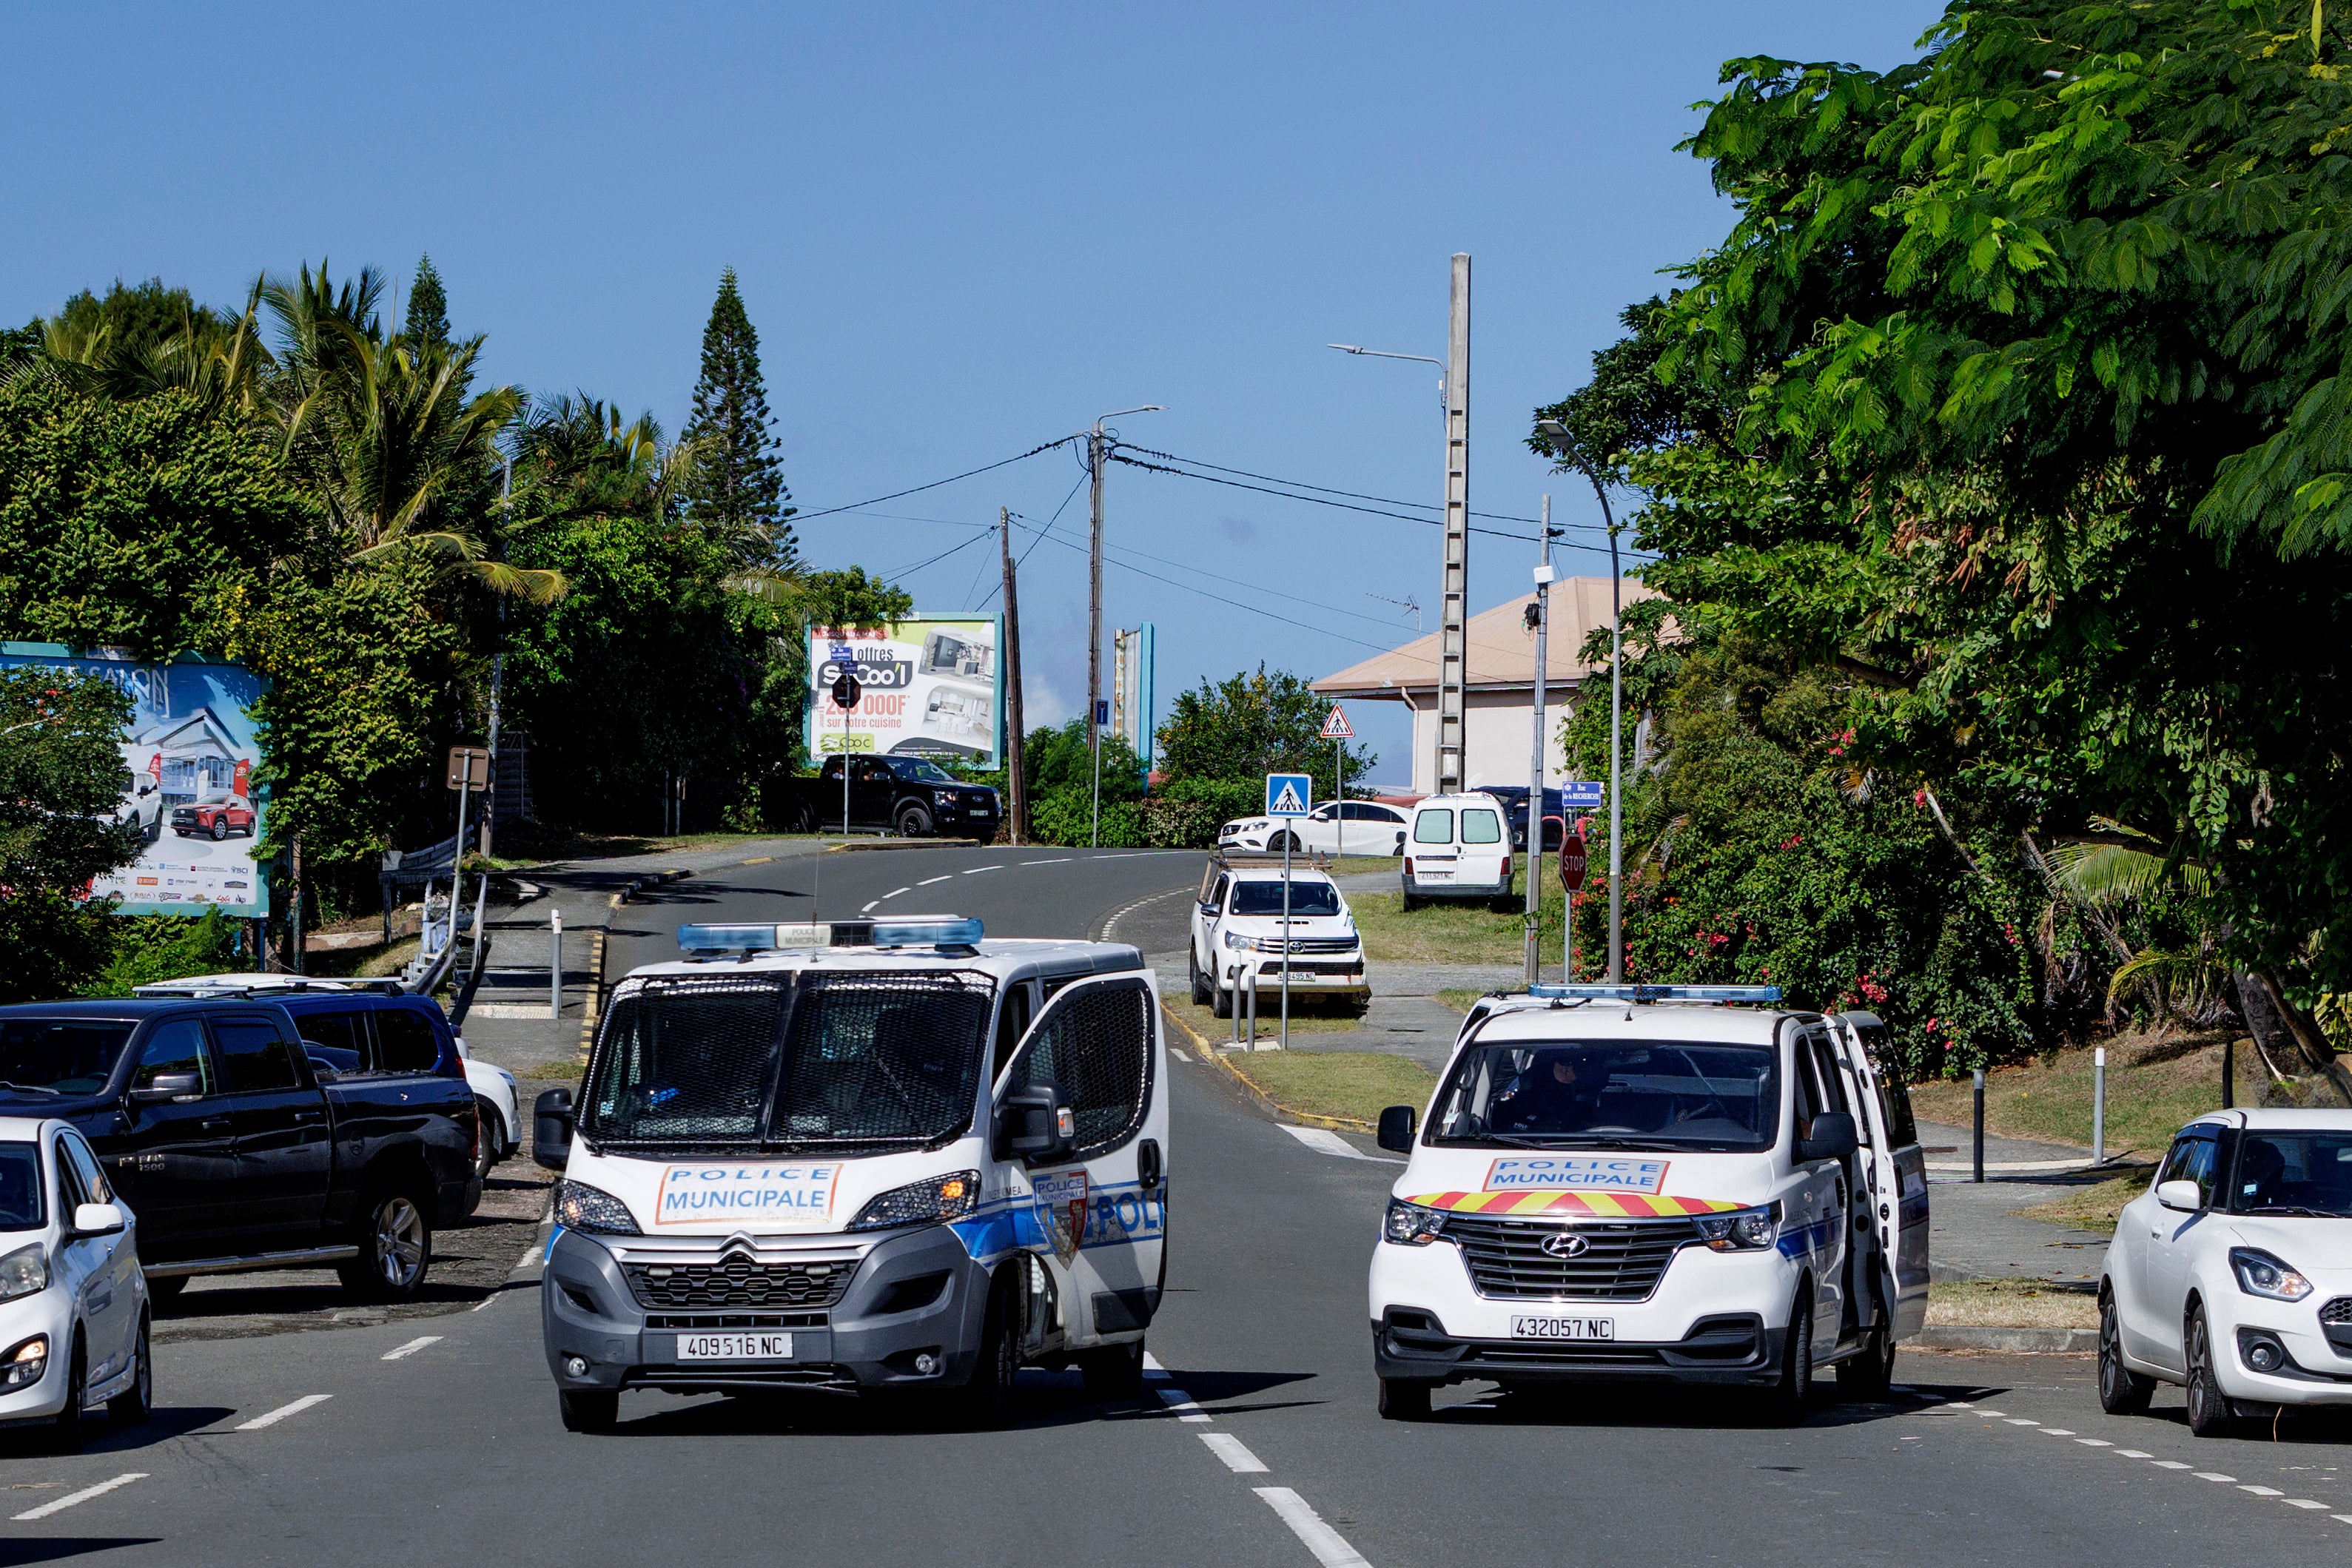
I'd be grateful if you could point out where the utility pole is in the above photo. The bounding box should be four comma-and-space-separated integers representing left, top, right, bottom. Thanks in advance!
1606, 514, 1624, 983
1525, 494, 1553, 984
1000, 506, 1027, 844
1437, 253, 1471, 795
1087, 422, 1107, 798
483, 454, 510, 859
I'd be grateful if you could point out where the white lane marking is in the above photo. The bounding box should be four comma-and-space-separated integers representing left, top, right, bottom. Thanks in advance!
1941, 1400, 1975, 1408
2151, 1460, 2193, 1470
1972, 1409, 2006, 1417
884, 886, 910, 899
1255, 1487, 1374, 1568
13, 1473, 147, 1521
1021, 858, 1072, 865
2239, 1485, 2282, 1496
1155, 1387, 1211, 1422
1277, 1125, 1400, 1164
2116, 1449, 2153, 1458
961, 865, 1001, 874
2075, 1439, 2111, 1447
2337, 1515, 2352, 1526
2039, 1427, 2075, 1436
1200, 1432, 1269, 1473
236, 1394, 333, 1430
2004, 1418, 2040, 1426
861, 900, 879, 913
2285, 1499, 2328, 1510
1143, 1351, 1169, 1379
382, 1335, 443, 1361
2192, 1472, 2237, 1484
918, 875, 954, 886
471, 1290, 503, 1311
1172, 1047, 1192, 1064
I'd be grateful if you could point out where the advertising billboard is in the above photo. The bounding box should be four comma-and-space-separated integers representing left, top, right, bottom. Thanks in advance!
804, 616, 1005, 770
0, 643, 270, 918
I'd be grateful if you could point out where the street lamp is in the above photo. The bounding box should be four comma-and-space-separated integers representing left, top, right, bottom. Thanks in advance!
1089, 405, 1165, 848
1536, 415, 1624, 985
1328, 344, 1445, 411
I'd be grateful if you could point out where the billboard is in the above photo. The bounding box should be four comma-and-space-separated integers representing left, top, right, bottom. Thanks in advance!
805, 616, 1005, 769
0, 643, 270, 918
1112, 623, 1155, 768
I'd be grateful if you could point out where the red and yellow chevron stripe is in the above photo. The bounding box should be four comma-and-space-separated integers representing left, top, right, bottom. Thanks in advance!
1407, 1190, 1744, 1219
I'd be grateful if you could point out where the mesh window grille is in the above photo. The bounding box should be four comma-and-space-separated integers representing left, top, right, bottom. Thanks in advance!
585, 975, 787, 1143
771, 971, 995, 1150
1013, 979, 1153, 1159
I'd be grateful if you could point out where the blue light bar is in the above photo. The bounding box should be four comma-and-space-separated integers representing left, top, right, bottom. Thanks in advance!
1526, 983, 1783, 1003
869, 916, 984, 949
678, 923, 796, 952
676, 916, 985, 954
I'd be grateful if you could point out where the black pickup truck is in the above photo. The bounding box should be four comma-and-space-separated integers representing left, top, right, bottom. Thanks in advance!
782, 753, 1003, 838
0, 999, 479, 1301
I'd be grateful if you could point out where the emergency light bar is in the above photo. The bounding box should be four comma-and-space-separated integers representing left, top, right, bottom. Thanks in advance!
676, 916, 984, 954
1526, 983, 1783, 1003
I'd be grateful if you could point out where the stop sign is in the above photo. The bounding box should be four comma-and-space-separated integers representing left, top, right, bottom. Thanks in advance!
1559, 833, 1588, 892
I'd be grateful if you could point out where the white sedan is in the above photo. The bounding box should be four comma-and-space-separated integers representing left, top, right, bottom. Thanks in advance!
1218, 800, 1410, 858
0, 1117, 151, 1450
2098, 1108, 2352, 1435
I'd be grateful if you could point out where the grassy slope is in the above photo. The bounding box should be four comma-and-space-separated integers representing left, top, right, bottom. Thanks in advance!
1907, 1032, 2274, 1159
1225, 1050, 1439, 1129
1350, 882, 1570, 966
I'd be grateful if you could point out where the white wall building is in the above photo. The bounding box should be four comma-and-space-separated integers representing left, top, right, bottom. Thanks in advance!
1311, 577, 1659, 796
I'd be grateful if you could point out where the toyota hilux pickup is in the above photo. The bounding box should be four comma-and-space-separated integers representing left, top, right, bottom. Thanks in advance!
0, 998, 480, 1302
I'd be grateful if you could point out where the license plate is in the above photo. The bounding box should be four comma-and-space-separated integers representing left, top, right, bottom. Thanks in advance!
1420, 869, 1454, 881
1511, 1316, 1614, 1341
676, 1332, 793, 1361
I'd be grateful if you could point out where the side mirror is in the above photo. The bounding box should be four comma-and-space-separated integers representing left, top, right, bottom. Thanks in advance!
1798, 1111, 1859, 1163
71, 1202, 124, 1238
130, 1071, 202, 1106
994, 1083, 1075, 1164
1377, 1104, 1417, 1153
533, 1086, 575, 1171
2156, 1179, 2204, 1213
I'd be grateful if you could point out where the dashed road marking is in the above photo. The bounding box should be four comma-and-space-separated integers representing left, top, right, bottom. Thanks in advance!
12, 1473, 147, 1521
1172, 1047, 1193, 1064
2285, 1499, 2328, 1510
236, 1394, 333, 1430
884, 886, 910, 899
1255, 1486, 1374, 1568
2151, 1460, 2193, 1470
2116, 1449, 2152, 1458
2040, 1427, 2075, 1436
1277, 1125, 1401, 1164
383, 1335, 443, 1361
1143, 1352, 1169, 1379
1156, 1387, 1211, 1423
2194, 1472, 2237, 1484
1021, 858, 1072, 865
2238, 1484, 2282, 1496
2004, 1418, 2040, 1426
962, 865, 1001, 874
2076, 1438, 2111, 1447
1200, 1433, 1269, 1473
918, 875, 954, 886
861, 901, 879, 913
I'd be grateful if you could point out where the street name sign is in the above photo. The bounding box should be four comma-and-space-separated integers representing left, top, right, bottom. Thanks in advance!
1562, 780, 1605, 810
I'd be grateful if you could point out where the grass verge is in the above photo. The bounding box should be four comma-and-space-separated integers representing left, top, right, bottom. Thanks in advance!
1908, 1032, 2276, 1158
1350, 883, 1568, 966
1926, 1278, 2097, 1330
2016, 1174, 2148, 1236
1160, 984, 1361, 1046
1222, 1050, 1439, 1131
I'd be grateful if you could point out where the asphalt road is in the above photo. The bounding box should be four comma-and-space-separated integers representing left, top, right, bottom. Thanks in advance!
5, 847, 2348, 1567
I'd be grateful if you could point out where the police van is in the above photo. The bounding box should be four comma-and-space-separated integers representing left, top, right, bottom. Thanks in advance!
1368, 984, 1929, 1422
532, 915, 1167, 1433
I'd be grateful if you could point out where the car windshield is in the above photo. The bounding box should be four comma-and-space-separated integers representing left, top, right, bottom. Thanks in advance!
1231, 881, 1343, 917
889, 758, 958, 784
582, 970, 995, 1154
2229, 1130, 2352, 1217
1429, 1038, 1781, 1152
0, 1018, 138, 1097
0, 1145, 40, 1231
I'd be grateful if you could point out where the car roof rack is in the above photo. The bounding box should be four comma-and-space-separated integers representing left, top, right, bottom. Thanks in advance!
1211, 848, 1335, 869
133, 975, 408, 1000
1523, 983, 1783, 1004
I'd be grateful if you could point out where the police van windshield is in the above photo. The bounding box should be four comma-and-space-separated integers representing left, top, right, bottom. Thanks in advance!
1430, 1040, 1780, 1153
582, 972, 995, 1156
1231, 881, 1343, 917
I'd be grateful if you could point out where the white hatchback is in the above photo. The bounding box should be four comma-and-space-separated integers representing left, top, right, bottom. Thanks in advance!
0, 1117, 152, 1449
2098, 1109, 2352, 1435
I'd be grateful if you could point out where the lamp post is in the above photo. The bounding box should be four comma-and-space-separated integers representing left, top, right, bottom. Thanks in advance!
1089, 405, 1164, 848
1536, 417, 1625, 983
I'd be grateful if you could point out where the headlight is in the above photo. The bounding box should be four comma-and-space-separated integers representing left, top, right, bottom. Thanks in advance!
933, 789, 956, 806
0, 1244, 47, 1302
1223, 931, 1249, 949
555, 1180, 641, 1236
849, 1170, 981, 1232
1693, 1203, 1781, 1252
1383, 1198, 1447, 1246
2230, 1246, 2314, 1302
1, 1336, 47, 1388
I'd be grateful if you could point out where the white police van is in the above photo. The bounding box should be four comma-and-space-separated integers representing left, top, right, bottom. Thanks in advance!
533, 915, 1168, 1433
1368, 984, 1929, 1422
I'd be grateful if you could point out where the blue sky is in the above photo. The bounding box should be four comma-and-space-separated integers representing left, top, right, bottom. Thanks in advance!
3, 1, 1945, 784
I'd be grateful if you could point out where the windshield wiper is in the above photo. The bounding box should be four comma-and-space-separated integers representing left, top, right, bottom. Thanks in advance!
0, 1082, 59, 1097
2242, 1204, 2339, 1217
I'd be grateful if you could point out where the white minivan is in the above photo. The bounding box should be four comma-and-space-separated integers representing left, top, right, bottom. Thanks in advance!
534, 915, 1168, 1433
1402, 793, 1514, 908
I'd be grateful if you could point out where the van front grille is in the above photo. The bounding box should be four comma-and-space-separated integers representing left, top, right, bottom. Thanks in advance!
624, 1255, 852, 1310
1441, 1214, 1700, 1302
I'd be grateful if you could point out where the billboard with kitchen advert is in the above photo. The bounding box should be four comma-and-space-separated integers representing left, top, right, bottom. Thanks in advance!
804, 616, 1005, 770
0, 643, 270, 919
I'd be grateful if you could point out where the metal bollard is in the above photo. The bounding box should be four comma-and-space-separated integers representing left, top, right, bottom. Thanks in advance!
1246, 968, 1259, 1051
1972, 1068, 1986, 1184
551, 909, 563, 1019
2093, 1046, 2106, 1165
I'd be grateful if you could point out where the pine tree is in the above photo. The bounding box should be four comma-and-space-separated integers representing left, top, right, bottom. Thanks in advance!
679, 267, 796, 570
404, 255, 449, 347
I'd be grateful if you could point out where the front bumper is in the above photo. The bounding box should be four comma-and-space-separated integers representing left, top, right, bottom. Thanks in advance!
1225, 958, 1366, 995
0, 1293, 75, 1426
2213, 1297, 2352, 1408
542, 1224, 992, 1397
1374, 1308, 1780, 1387
1402, 872, 1511, 901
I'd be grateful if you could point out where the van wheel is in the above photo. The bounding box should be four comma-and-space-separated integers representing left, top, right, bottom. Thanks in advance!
958, 1272, 1021, 1429
1758, 1292, 1812, 1427
559, 1389, 618, 1433
1835, 1325, 1894, 1401
2097, 1291, 2155, 1415
1401, 893, 1422, 912
896, 804, 933, 838
1079, 1339, 1146, 1401
108, 1316, 152, 1425
339, 1187, 433, 1301
1377, 1377, 1432, 1421
2185, 1306, 2239, 1438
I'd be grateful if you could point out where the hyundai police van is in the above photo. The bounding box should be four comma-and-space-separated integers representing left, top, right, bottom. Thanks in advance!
533, 916, 1167, 1433
1368, 985, 1929, 1422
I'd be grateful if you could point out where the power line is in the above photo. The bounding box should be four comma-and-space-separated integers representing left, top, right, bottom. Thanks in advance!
1022, 525, 1397, 653
877, 528, 992, 582
793, 436, 1078, 522
1118, 444, 1620, 535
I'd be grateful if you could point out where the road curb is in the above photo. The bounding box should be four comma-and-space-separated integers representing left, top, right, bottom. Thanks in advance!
1915, 1326, 2097, 1353
1159, 1000, 1375, 1135
827, 838, 988, 852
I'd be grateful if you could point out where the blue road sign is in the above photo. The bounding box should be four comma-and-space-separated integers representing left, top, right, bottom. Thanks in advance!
1266, 773, 1312, 818
1562, 781, 1605, 810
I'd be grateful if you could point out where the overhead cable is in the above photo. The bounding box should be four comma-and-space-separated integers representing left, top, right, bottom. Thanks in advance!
793, 436, 1078, 522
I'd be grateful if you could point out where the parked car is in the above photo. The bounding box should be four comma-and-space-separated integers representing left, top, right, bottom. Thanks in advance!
1474, 785, 1568, 855
2097, 1109, 2352, 1435
782, 753, 1002, 838
1220, 799, 1411, 857
114, 767, 164, 844
1188, 858, 1368, 1018
0, 1117, 151, 1450
172, 793, 255, 841
1401, 793, 1515, 909
0, 999, 480, 1304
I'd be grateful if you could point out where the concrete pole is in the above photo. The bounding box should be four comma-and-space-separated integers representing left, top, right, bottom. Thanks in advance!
1605, 512, 1624, 983
550, 908, 563, 1019
2093, 1046, 2106, 1165
1437, 254, 1471, 796
1525, 495, 1552, 985
1281, 826, 1292, 1049
1000, 507, 1027, 844
1087, 423, 1106, 807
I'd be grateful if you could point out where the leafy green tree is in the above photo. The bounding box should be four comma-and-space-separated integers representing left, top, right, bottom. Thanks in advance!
0, 670, 140, 1003
1155, 664, 1374, 801
679, 268, 798, 571
1022, 720, 1146, 847
403, 255, 449, 348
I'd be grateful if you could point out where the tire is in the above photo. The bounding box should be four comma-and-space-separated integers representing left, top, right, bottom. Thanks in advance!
1759, 1291, 1813, 1427
1189, 948, 1212, 1006
209, 818, 228, 842
1401, 893, 1421, 912
145, 1273, 189, 1305
339, 1186, 433, 1301
1079, 1339, 1146, 1401
48, 1335, 85, 1454
2185, 1306, 2239, 1438
108, 1315, 152, 1425
559, 1389, 619, 1433
2097, 1291, 2156, 1416
1212, 983, 1232, 1020
473, 1100, 505, 1181
958, 1273, 1020, 1429
896, 804, 933, 838
1835, 1325, 1895, 1402
1271, 831, 1300, 854
1377, 1377, 1433, 1421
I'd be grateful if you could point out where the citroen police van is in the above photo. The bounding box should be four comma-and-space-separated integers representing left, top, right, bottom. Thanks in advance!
1368, 985, 1929, 1422
533, 915, 1168, 1433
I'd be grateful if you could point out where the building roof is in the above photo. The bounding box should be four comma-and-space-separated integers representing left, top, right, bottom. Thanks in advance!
1311, 577, 1660, 699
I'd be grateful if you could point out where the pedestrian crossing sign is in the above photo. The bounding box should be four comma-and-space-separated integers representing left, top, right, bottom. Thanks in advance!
1320, 704, 1353, 740
1266, 773, 1312, 818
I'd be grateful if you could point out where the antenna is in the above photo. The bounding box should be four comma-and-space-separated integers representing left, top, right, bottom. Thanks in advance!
1368, 593, 1422, 635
